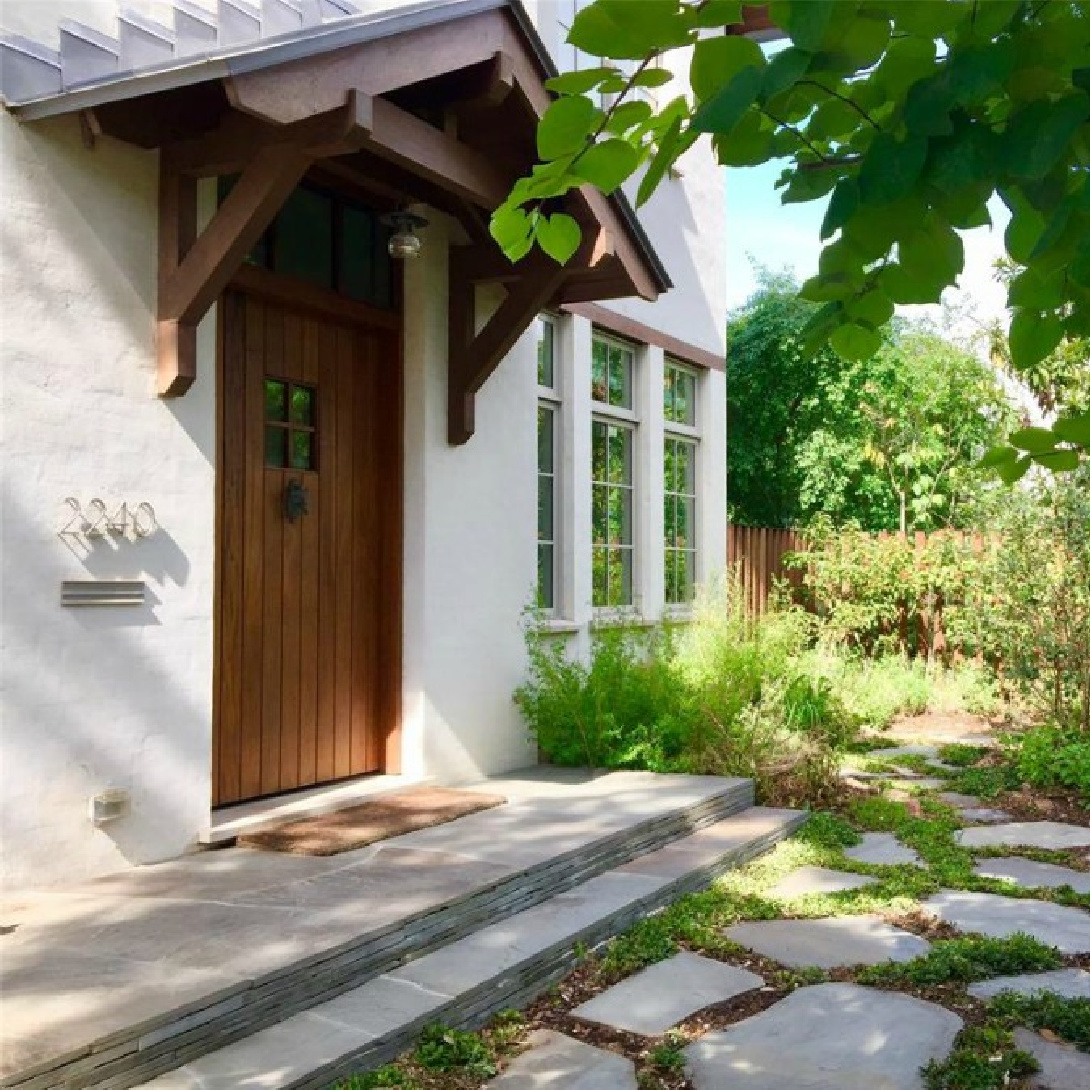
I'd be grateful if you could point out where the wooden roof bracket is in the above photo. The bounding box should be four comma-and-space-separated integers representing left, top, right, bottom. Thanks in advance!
156, 92, 372, 397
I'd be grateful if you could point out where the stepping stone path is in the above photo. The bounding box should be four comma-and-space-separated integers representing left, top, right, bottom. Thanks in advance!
845, 832, 922, 866
769, 865, 877, 899
571, 951, 763, 1037
1014, 1028, 1090, 1090
683, 982, 962, 1090
725, 915, 930, 968
868, 745, 940, 760
974, 857, 1090, 893
968, 968, 1090, 1000
923, 891, 1090, 955
939, 792, 982, 807
891, 776, 947, 791
486, 1029, 636, 1088
957, 821, 1090, 850
959, 807, 1013, 823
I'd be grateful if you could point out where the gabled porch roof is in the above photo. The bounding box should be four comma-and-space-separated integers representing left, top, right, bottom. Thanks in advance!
1, 0, 672, 443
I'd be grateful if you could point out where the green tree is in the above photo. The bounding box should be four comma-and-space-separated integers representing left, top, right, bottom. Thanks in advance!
727, 273, 1013, 531
493, 0, 1090, 468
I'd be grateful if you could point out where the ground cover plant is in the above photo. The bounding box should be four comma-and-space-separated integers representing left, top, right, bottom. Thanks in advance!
334, 737, 1090, 1090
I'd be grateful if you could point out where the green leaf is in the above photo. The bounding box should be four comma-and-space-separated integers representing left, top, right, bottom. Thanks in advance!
535, 213, 582, 264
830, 12, 891, 71
978, 445, 1018, 469
490, 204, 532, 251
537, 96, 599, 161
808, 98, 861, 141
688, 0, 743, 27
1053, 412, 1090, 447
821, 179, 859, 240
892, 0, 968, 37
1009, 426, 1058, 454
691, 35, 764, 101
1069, 240, 1090, 289
829, 322, 882, 361
874, 36, 937, 97
637, 117, 682, 207
631, 67, 674, 88
545, 68, 617, 95
1008, 310, 1064, 371
904, 74, 956, 137
998, 454, 1032, 484
572, 139, 640, 194
1033, 449, 1081, 472
605, 100, 654, 135
847, 290, 894, 328
713, 111, 773, 166
1001, 187, 1048, 265
762, 46, 812, 99
569, 0, 690, 60
691, 66, 763, 134
858, 133, 929, 206
771, 0, 835, 51
1005, 92, 1090, 181
899, 214, 964, 289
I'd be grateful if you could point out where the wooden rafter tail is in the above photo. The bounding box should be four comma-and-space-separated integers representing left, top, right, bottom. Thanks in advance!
447, 249, 567, 445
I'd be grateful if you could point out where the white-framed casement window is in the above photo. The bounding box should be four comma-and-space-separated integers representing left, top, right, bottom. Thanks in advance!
537, 315, 560, 612
663, 360, 699, 605
591, 335, 638, 609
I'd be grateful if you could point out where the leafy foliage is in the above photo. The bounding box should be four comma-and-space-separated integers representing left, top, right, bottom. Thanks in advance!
413, 1024, 497, 1078
1003, 723, 1090, 797
495, 0, 1090, 467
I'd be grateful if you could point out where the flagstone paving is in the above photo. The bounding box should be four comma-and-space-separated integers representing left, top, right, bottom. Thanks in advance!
845, 832, 922, 866
683, 983, 962, 1090
958, 821, 1090, 850
725, 915, 930, 968
1014, 1027, 1090, 1089
923, 890, 1090, 954
974, 856, 1090, 893
891, 776, 947, 791
571, 951, 764, 1037
939, 792, 983, 807
868, 745, 940, 760
968, 968, 1090, 1000
485, 1030, 637, 1088
959, 807, 1013, 823
769, 865, 878, 899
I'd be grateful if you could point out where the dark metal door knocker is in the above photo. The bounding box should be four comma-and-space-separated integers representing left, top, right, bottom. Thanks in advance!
284, 479, 309, 522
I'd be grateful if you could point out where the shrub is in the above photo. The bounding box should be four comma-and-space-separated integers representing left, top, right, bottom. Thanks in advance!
413, 1024, 496, 1077
1002, 724, 1090, 799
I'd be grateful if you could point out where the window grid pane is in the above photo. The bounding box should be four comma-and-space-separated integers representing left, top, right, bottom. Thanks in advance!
537, 405, 557, 611
537, 318, 555, 389
592, 422, 634, 607
664, 436, 697, 604
592, 337, 634, 409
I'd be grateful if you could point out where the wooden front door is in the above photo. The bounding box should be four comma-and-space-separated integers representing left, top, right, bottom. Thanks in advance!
214, 288, 402, 807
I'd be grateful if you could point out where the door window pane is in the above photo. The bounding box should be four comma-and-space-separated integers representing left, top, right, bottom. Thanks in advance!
265, 379, 287, 421
291, 431, 314, 471
265, 425, 286, 468
290, 385, 314, 426
265, 381, 318, 472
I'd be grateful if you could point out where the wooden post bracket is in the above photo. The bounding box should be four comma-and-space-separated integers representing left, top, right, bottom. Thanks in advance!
156, 92, 373, 397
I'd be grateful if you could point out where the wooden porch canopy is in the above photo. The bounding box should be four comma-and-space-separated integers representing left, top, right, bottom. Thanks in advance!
6, 0, 671, 445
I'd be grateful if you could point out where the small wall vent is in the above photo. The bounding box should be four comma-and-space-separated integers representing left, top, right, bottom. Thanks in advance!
61, 580, 145, 607
90, 788, 130, 825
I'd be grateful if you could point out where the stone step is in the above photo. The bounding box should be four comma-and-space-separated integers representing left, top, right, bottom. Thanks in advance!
138, 807, 806, 1090
6, 776, 757, 1090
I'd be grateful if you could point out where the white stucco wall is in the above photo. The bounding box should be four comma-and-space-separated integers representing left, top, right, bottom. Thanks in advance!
402, 217, 538, 783
0, 111, 216, 888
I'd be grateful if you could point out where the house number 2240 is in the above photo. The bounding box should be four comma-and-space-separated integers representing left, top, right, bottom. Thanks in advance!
59, 499, 158, 540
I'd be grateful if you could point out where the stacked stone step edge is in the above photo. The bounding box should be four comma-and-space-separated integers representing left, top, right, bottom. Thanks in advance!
5, 780, 805, 1089
0, 0, 360, 103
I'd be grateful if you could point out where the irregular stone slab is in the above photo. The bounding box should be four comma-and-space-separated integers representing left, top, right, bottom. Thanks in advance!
868, 745, 940, 760
571, 951, 763, 1036
959, 808, 1013, 824
958, 822, 1090, 851
923, 891, 1090, 955
725, 915, 930, 968
1014, 1027, 1090, 1090
940, 792, 982, 807
969, 968, 1090, 1001
487, 1030, 636, 1088
684, 982, 962, 1090
770, 866, 877, 899
974, 857, 1090, 893
890, 777, 947, 791
845, 833, 922, 867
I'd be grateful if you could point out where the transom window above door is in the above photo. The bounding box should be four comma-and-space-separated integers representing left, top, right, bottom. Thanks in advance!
218, 178, 395, 309
264, 379, 317, 471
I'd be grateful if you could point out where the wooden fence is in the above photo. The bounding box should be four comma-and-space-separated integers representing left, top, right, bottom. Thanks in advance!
726, 524, 806, 615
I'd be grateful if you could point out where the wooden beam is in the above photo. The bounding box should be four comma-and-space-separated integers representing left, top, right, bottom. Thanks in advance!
156, 144, 312, 397
164, 92, 373, 178
448, 249, 567, 445
157, 167, 198, 396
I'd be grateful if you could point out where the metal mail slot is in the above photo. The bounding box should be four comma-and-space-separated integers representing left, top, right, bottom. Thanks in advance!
61, 580, 145, 607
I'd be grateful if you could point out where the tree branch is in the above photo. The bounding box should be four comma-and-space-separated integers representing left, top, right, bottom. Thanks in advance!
799, 80, 882, 130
